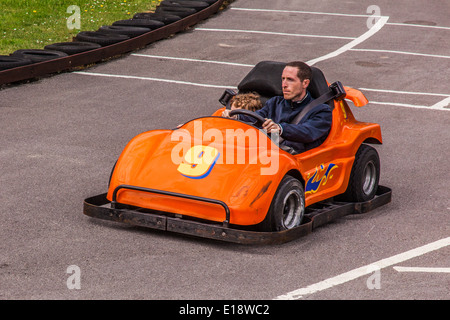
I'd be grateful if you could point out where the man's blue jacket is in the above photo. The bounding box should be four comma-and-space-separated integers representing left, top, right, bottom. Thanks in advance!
240, 91, 332, 153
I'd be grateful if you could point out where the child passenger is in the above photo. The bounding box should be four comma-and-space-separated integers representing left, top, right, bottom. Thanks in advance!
229, 92, 263, 111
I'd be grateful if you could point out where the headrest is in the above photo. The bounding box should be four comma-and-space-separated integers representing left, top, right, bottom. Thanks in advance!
237, 61, 285, 99
237, 61, 330, 104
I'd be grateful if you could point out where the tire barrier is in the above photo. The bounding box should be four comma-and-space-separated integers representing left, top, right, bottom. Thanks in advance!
132, 13, 181, 25
0, 56, 33, 71
11, 49, 68, 62
0, 0, 225, 86
112, 18, 165, 30
97, 26, 152, 38
44, 42, 102, 55
160, 1, 211, 12
154, 6, 197, 18
75, 31, 131, 46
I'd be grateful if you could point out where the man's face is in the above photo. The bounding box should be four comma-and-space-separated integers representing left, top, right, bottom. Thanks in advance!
281, 66, 310, 101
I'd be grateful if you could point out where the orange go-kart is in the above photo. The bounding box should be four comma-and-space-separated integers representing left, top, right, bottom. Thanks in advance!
83, 61, 391, 244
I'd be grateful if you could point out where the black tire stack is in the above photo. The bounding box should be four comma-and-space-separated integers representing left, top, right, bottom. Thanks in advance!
0, 0, 218, 72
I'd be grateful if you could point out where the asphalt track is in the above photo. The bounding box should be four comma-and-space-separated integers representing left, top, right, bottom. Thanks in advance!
0, 0, 449, 301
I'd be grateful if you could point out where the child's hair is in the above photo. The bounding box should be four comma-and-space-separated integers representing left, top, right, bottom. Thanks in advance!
230, 92, 263, 111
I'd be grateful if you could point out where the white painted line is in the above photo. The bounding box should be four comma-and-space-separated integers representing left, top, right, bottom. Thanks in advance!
393, 266, 450, 273
73, 71, 236, 89
195, 28, 356, 40
231, 7, 374, 18
306, 16, 389, 66
350, 48, 450, 59
131, 54, 254, 67
369, 100, 450, 111
274, 237, 450, 300
387, 22, 450, 31
231, 7, 450, 31
358, 87, 450, 97
430, 96, 450, 110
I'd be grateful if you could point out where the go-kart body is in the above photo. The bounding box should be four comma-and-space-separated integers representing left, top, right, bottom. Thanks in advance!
83, 62, 391, 244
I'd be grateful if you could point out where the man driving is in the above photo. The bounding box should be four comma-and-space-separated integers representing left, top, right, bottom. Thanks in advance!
222, 61, 332, 154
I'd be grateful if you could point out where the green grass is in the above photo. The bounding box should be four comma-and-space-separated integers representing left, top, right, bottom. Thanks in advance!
0, 0, 161, 55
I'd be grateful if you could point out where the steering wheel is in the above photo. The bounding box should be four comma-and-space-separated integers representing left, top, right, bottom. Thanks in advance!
229, 109, 266, 126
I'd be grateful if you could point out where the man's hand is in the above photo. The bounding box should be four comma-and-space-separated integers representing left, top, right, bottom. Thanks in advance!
262, 118, 281, 134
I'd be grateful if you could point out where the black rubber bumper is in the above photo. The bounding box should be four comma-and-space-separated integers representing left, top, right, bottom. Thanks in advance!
83, 186, 392, 244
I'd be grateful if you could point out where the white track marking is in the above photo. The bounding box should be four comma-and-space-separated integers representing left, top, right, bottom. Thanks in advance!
393, 266, 450, 273
230, 7, 374, 18
350, 48, 450, 59
131, 54, 254, 67
231, 7, 450, 30
358, 87, 450, 97
73, 71, 236, 89
195, 28, 356, 40
430, 96, 450, 110
306, 16, 389, 66
274, 237, 450, 300
387, 22, 450, 30
368, 101, 436, 109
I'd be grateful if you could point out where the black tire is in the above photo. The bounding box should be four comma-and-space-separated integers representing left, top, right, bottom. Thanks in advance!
338, 144, 380, 202
75, 31, 130, 46
98, 25, 151, 37
180, 0, 217, 4
259, 176, 305, 232
160, 1, 210, 11
112, 19, 164, 30
0, 56, 33, 71
11, 49, 68, 62
44, 41, 101, 55
133, 12, 181, 24
155, 6, 197, 17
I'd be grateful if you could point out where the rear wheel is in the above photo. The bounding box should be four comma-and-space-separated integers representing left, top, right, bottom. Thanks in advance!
338, 144, 380, 202
260, 175, 305, 231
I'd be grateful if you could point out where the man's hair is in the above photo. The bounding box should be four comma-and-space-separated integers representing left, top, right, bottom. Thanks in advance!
230, 92, 263, 111
286, 61, 312, 81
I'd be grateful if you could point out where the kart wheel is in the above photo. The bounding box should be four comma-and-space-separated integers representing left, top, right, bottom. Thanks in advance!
261, 175, 305, 231
338, 144, 380, 202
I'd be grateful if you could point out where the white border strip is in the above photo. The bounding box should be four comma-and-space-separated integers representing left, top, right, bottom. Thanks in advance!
306, 16, 389, 65
195, 28, 356, 40
275, 237, 450, 300
73, 71, 236, 89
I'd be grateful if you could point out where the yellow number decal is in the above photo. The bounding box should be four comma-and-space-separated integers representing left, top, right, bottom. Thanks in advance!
177, 145, 220, 179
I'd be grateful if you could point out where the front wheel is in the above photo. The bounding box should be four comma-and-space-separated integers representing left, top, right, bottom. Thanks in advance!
260, 175, 305, 231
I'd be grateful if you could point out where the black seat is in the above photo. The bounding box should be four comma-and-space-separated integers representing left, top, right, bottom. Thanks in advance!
237, 61, 332, 107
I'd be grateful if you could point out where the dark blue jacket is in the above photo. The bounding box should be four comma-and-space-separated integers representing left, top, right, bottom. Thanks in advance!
241, 92, 332, 153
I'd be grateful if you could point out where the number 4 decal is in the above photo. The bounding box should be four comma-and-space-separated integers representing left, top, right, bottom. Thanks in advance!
177, 145, 220, 179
